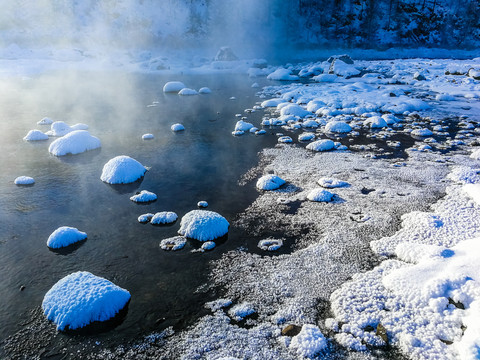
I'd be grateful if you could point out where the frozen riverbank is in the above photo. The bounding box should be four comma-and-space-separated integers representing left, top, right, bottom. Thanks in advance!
2, 56, 480, 359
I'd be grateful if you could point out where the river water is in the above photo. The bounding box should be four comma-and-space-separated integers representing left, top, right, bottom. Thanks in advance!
0, 71, 280, 357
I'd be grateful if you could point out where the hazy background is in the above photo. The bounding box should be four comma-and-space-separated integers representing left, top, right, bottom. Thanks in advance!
0, 0, 478, 60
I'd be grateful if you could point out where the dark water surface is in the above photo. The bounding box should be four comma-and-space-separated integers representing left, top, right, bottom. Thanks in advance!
0, 71, 278, 355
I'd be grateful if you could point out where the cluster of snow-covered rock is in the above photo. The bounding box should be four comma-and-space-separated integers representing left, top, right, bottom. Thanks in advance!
92, 56, 480, 360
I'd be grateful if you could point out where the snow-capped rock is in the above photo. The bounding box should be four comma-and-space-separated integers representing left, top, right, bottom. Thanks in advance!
178, 210, 229, 241
14, 176, 35, 185
48, 130, 101, 156
306, 139, 335, 152
163, 81, 186, 93
130, 190, 157, 203
46, 226, 87, 249
100, 156, 147, 184
23, 129, 49, 141
42, 271, 130, 331
151, 211, 178, 225
256, 174, 286, 190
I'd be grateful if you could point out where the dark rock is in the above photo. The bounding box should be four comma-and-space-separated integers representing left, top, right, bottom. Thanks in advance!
414, 72, 426, 81
376, 323, 388, 344
448, 297, 465, 310
252, 59, 268, 69
327, 54, 354, 64
281, 324, 302, 337
215, 47, 238, 61
468, 68, 480, 80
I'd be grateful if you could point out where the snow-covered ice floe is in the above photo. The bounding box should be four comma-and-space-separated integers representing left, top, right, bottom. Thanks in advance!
197, 201, 208, 208
46, 226, 87, 249
178, 210, 229, 241
37, 117, 53, 125
288, 324, 327, 358
138, 213, 154, 223
14, 176, 35, 185
317, 177, 350, 188
100, 155, 147, 184
48, 130, 101, 156
42, 271, 130, 331
307, 189, 335, 202
178, 88, 198, 96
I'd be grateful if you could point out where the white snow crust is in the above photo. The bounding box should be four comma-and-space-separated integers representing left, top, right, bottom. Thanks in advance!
42, 271, 130, 331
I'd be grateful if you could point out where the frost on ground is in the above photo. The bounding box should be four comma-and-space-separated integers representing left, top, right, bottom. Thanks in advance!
42, 272, 130, 331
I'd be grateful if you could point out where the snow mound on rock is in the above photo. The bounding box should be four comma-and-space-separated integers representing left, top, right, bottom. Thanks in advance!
138, 213, 154, 223
160, 236, 186, 251
306, 139, 335, 152
325, 121, 352, 134
42, 271, 130, 331
267, 68, 299, 81
317, 177, 349, 188
151, 211, 178, 225
228, 303, 255, 321
171, 123, 185, 132
37, 117, 53, 125
48, 130, 101, 156
130, 190, 157, 203
49, 121, 74, 137
235, 120, 254, 132
14, 176, 35, 185
298, 132, 316, 142
364, 116, 388, 129
307, 189, 335, 202
100, 156, 147, 184
197, 201, 208, 208
256, 174, 286, 190
178, 210, 229, 241
178, 88, 198, 96
198, 87, 211, 94
163, 81, 186, 93
411, 128, 434, 137
142, 133, 154, 140
289, 324, 327, 358
258, 238, 283, 251
201, 241, 216, 251
24, 129, 49, 141
47, 226, 87, 249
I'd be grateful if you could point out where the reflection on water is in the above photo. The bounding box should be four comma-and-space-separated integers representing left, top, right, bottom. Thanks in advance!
0, 70, 278, 355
